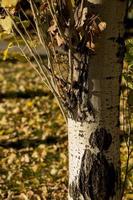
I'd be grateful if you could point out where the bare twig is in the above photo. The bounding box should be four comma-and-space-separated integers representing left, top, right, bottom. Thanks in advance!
20, 6, 37, 34
29, 0, 68, 121
120, 64, 133, 200
47, 0, 66, 40
18, 14, 44, 64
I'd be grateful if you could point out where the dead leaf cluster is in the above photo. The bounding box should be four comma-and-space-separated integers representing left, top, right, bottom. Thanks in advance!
47, 0, 107, 52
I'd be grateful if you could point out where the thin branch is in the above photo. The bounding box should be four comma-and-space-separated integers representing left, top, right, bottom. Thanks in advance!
47, 0, 66, 39
127, 165, 133, 174
120, 64, 133, 200
20, 6, 37, 34
29, 0, 68, 121
6, 11, 57, 93
68, 49, 73, 83
5, 3, 68, 121
16, 40, 49, 88
29, 0, 58, 91
29, 0, 52, 62
18, 13, 47, 71
128, 1, 133, 11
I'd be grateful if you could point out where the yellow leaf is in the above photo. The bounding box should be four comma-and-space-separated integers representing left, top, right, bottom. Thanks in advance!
3, 42, 13, 60
1, 0, 19, 7
26, 101, 33, 107
0, 16, 12, 34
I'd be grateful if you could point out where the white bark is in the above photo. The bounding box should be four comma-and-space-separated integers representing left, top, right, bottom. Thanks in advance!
68, 0, 127, 199
68, 72, 120, 199
68, 119, 98, 200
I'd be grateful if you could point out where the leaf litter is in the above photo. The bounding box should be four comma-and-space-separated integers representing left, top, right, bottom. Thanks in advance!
0, 60, 132, 199
0, 60, 67, 200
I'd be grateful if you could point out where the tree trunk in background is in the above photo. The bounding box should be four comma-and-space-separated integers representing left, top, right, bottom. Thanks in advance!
68, 0, 127, 199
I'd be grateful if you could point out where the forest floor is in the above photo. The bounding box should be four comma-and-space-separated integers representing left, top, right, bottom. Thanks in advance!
0, 60, 132, 200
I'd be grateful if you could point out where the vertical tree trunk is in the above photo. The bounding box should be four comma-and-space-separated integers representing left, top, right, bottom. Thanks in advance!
68, 0, 127, 199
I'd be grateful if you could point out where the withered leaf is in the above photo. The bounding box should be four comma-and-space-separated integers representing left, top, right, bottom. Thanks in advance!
74, 0, 88, 29
98, 21, 107, 32
79, 7, 88, 28
48, 19, 57, 35
86, 41, 95, 50
55, 33, 65, 46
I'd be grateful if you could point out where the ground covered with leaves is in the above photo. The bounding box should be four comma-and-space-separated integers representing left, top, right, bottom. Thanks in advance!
0, 61, 67, 200
0, 60, 132, 200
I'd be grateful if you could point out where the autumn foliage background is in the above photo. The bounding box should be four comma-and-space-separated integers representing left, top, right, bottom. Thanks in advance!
0, 0, 133, 199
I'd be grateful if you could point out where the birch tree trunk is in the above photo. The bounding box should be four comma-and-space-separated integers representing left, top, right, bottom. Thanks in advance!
68, 0, 127, 199
5, 0, 127, 199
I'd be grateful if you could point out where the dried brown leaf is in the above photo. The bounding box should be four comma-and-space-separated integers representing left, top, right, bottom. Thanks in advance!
74, 0, 88, 29
55, 33, 65, 46
48, 19, 57, 35
98, 21, 107, 32
79, 7, 88, 28
86, 41, 95, 50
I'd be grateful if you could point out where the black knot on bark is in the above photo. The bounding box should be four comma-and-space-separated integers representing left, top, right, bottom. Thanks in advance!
89, 153, 116, 200
89, 128, 112, 151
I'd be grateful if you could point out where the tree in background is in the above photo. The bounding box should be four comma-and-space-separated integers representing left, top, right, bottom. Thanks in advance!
0, 0, 129, 199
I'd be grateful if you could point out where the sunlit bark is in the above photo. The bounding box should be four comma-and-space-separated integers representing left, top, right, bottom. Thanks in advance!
68, 0, 127, 199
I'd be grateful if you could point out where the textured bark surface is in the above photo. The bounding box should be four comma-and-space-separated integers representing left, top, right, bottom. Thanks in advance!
79, 129, 116, 200
68, 120, 118, 200
68, 0, 127, 199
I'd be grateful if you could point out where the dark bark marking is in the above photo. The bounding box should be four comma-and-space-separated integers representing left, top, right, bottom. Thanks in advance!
79, 149, 92, 199
66, 51, 96, 121
69, 181, 81, 200
78, 150, 116, 200
78, 128, 116, 200
108, 35, 125, 63
106, 76, 114, 80
67, 90, 78, 110
116, 35, 126, 63
89, 153, 116, 200
79, 133, 84, 137
89, 128, 112, 151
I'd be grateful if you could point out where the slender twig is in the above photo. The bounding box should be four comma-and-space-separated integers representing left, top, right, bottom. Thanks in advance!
120, 64, 132, 200
29, 0, 58, 89
4, 2, 68, 121
49, 32, 67, 82
128, 1, 133, 11
20, 6, 37, 34
29, 0, 67, 121
13, 32, 52, 90
16, 40, 49, 88
18, 13, 46, 70
127, 164, 133, 174
68, 49, 73, 83
29, 0, 52, 61
17, 38, 67, 122
47, 0, 66, 40
6, 11, 58, 94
